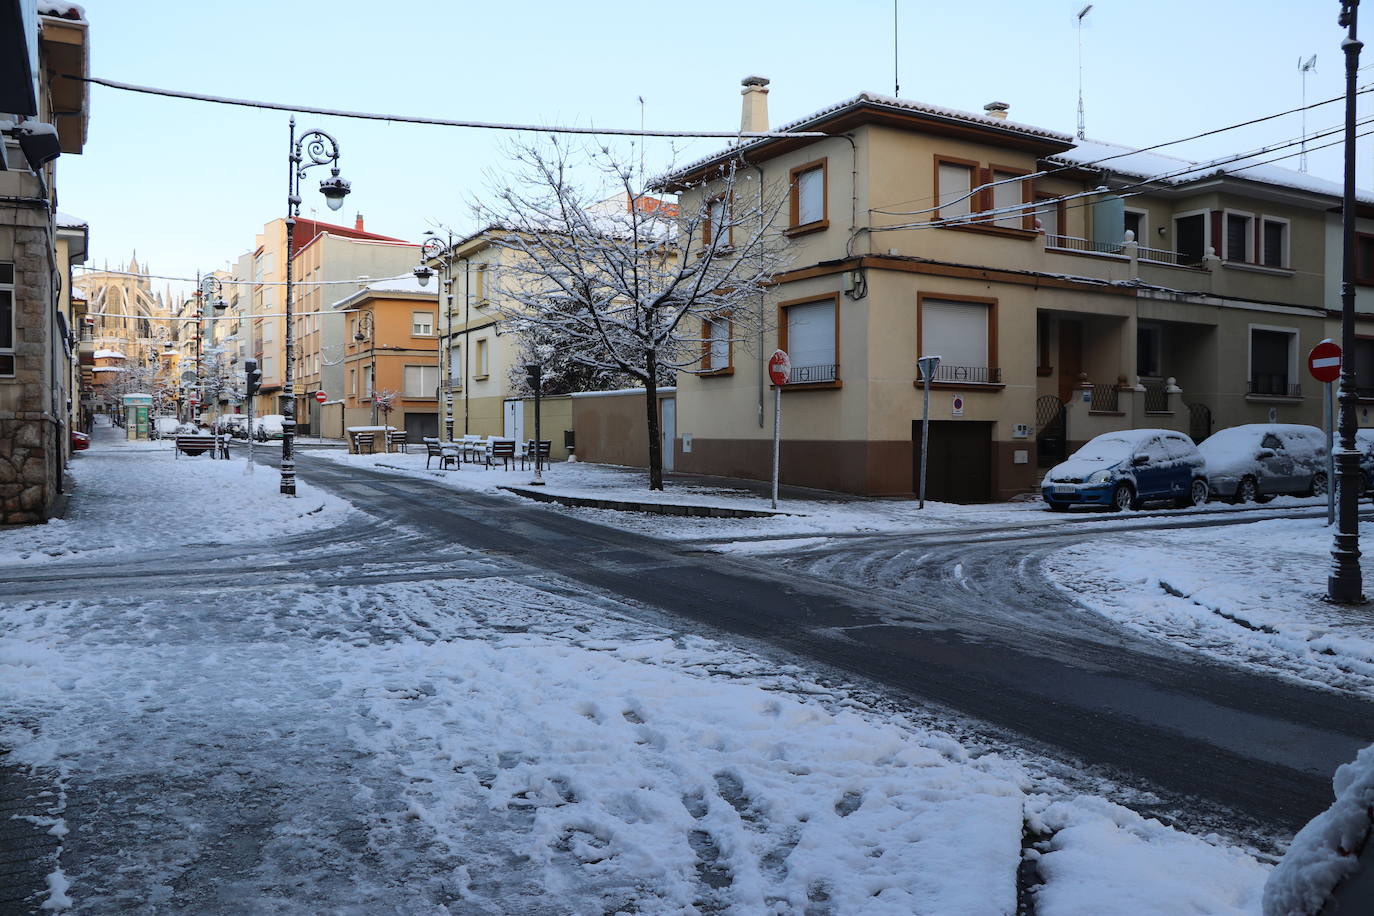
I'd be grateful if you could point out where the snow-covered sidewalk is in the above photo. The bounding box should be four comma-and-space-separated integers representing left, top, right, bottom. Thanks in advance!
0, 438, 1281, 913
1044, 517, 1374, 695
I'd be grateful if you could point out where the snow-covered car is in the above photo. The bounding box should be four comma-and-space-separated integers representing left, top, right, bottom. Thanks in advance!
1355, 428, 1374, 494
151, 416, 181, 440
1200, 423, 1327, 503
215, 415, 249, 438
253, 415, 285, 441
1041, 429, 1208, 511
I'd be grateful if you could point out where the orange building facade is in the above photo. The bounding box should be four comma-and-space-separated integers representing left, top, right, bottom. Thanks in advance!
332, 279, 440, 438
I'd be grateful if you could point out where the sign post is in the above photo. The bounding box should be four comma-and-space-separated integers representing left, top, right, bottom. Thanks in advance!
767, 350, 790, 509
1310, 339, 1342, 525
917, 355, 942, 509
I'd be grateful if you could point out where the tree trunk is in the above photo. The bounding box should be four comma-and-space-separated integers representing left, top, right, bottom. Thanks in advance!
645, 350, 663, 490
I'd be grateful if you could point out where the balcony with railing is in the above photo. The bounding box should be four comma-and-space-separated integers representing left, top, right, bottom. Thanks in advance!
1247, 375, 1301, 398
1045, 234, 1127, 258
788, 363, 838, 384
917, 364, 1003, 385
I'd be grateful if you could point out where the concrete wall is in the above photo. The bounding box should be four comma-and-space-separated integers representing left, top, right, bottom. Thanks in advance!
571, 388, 672, 468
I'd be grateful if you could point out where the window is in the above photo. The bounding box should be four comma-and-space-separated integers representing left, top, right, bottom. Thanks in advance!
1175, 212, 1208, 263
262, 355, 275, 379
474, 265, 488, 304
1249, 326, 1297, 397
1353, 337, 1374, 397
449, 344, 462, 388
261, 320, 274, 344
704, 195, 731, 248
1261, 217, 1289, 268
0, 262, 13, 377
936, 159, 975, 220
404, 364, 439, 397
779, 295, 838, 384
412, 311, 434, 336
1124, 209, 1146, 243
789, 159, 827, 233
349, 368, 356, 397
363, 363, 374, 397
990, 168, 1026, 229
702, 315, 731, 373
918, 296, 996, 384
1036, 195, 1063, 237
1358, 233, 1374, 285
1261, 432, 1284, 450
1225, 211, 1254, 262
1137, 322, 1162, 378
475, 338, 489, 378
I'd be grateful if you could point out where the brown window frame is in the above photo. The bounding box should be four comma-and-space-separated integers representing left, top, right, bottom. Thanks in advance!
777, 292, 842, 389
703, 193, 734, 250
700, 313, 734, 376
1358, 232, 1374, 286
787, 158, 829, 237
987, 163, 1035, 231
934, 155, 980, 223
915, 292, 1001, 389
934, 154, 1036, 239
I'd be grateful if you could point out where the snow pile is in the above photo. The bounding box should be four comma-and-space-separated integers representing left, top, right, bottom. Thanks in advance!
1045, 517, 1374, 693
0, 433, 356, 565
1028, 795, 1268, 915
1264, 743, 1374, 915
37, 1, 85, 20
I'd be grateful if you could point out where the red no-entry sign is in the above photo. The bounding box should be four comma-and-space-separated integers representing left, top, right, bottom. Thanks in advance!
1309, 340, 1342, 384
768, 350, 790, 387
314, 390, 328, 404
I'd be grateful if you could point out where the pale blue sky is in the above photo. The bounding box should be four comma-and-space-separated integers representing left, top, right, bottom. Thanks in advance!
60, 0, 1361, 286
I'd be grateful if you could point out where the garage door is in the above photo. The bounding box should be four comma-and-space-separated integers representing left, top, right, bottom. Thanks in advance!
912, 420, 993, 503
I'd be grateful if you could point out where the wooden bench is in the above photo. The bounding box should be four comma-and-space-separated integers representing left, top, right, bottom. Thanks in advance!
174, 434, 228, 459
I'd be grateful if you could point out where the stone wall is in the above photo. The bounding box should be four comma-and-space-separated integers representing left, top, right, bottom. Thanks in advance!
0, 217, 60, 525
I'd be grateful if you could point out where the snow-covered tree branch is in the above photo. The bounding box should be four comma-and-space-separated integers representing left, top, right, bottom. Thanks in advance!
476, 139, 791, 489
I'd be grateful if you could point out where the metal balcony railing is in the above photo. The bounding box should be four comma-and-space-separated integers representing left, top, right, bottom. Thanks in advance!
1045, 234, 1125, 256
1142, 379, 1169, 412
788, 363, 838, 384
1248, 375, 1301, 398
1088, 384, 1119, 412
918, 364, 1002, 384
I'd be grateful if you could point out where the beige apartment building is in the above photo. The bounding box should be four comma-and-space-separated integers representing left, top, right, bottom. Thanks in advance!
668, 79, 1363, 500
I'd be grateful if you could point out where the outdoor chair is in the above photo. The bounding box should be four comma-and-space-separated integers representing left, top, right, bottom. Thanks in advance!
387, 430, 409, 453
522, 439, 552, 471
425, 439, 457, 471
489, 438, 516, 470
354, 432, 375, 454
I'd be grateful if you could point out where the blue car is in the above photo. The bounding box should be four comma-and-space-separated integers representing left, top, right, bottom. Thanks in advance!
1042, 429, 1209, 511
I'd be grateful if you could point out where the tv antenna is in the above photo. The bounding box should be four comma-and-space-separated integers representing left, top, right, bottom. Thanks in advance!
1076, 4, 1093, 139
1299, 54, 1317, 172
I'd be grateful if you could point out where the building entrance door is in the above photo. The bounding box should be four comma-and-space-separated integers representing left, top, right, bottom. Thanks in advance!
912, 420, 993, 503
503, 398, 525, 444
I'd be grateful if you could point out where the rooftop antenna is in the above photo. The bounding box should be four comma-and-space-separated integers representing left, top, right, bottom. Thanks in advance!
894, 0, 900, 97
1076, 4, 1093, 139
638, 95, 646, 182
1299, 53, 1318, 172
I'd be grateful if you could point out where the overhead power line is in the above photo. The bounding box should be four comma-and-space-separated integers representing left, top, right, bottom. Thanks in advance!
65, 75, 828, 140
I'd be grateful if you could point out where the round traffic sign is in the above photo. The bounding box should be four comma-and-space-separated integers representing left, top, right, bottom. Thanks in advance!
768, 349, 790, 387
1309, 339, 1342, 384
314, 390, 328, 404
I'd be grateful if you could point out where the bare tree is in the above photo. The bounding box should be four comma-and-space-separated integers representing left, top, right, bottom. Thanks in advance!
477, 139, 790, 490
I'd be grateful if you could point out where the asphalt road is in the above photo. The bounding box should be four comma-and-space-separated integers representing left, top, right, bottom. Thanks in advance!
267, 452, 1372, 844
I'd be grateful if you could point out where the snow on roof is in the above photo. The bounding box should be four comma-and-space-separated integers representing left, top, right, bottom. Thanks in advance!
1051, 138, 1374, 204
38, 1, 86, 20
672, 91, 1072, 179
329, 275, 436, 309
56, 211, 87, 229
93, 349, 126, 359
91, 366, 125, 373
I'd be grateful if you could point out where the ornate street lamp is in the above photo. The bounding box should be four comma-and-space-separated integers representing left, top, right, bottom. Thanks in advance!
414, 230, 455, 441
281, 117, 350, 496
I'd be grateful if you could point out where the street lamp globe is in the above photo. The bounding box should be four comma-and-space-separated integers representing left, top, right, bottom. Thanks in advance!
319, 168, 351, 211
413, 264, 434, 287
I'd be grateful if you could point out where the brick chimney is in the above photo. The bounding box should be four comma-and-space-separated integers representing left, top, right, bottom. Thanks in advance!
740, 76, 770, 134
983, 101, 1010, 120
355, 213, 365, 231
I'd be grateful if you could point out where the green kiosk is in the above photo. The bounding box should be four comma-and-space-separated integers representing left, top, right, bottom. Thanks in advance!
122, 393, 152, 440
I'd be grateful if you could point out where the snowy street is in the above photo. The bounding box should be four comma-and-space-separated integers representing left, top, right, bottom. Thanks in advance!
0, 433, 1369, 912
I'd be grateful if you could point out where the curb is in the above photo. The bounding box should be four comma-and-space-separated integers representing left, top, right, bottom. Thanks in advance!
498, 486, 791, 518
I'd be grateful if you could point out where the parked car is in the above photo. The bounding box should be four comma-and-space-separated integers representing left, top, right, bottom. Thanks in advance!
253, 414, 285, 441
70, 430, 90, 451
1042, 429, 1208, 511
215, 415, 248, 438
151, 416, 181, 440
1200, 424, 1327, 503
1355, 429, 1374, 494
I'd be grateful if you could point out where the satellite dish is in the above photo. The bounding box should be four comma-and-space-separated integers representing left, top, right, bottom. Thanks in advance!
179, 370, 199, 384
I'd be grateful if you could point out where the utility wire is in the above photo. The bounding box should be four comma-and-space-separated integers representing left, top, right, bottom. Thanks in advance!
64, 75, 827, 140
74, 266, 418, 287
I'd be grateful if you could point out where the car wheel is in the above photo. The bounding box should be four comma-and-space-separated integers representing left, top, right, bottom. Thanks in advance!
1310, 472, 1329, 497
1235, 476, 1259, 504
1187, 478, 1209, 507
1110, 482, 1135, 512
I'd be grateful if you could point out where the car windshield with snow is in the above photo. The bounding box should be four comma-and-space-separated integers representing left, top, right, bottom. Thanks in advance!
1199, 423, 1328, 503
1041, 429, 1208, 511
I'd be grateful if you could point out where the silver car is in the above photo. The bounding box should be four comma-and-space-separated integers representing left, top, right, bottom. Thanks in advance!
1200, 424, 1327, 503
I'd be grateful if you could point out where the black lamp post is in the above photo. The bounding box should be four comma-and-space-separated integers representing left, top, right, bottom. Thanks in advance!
281, 116, 350, 496
1330, 1, 1366, 603
414, 231, 455, 441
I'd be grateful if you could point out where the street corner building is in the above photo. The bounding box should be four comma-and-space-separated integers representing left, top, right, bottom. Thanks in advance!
0, 0, 91, 524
